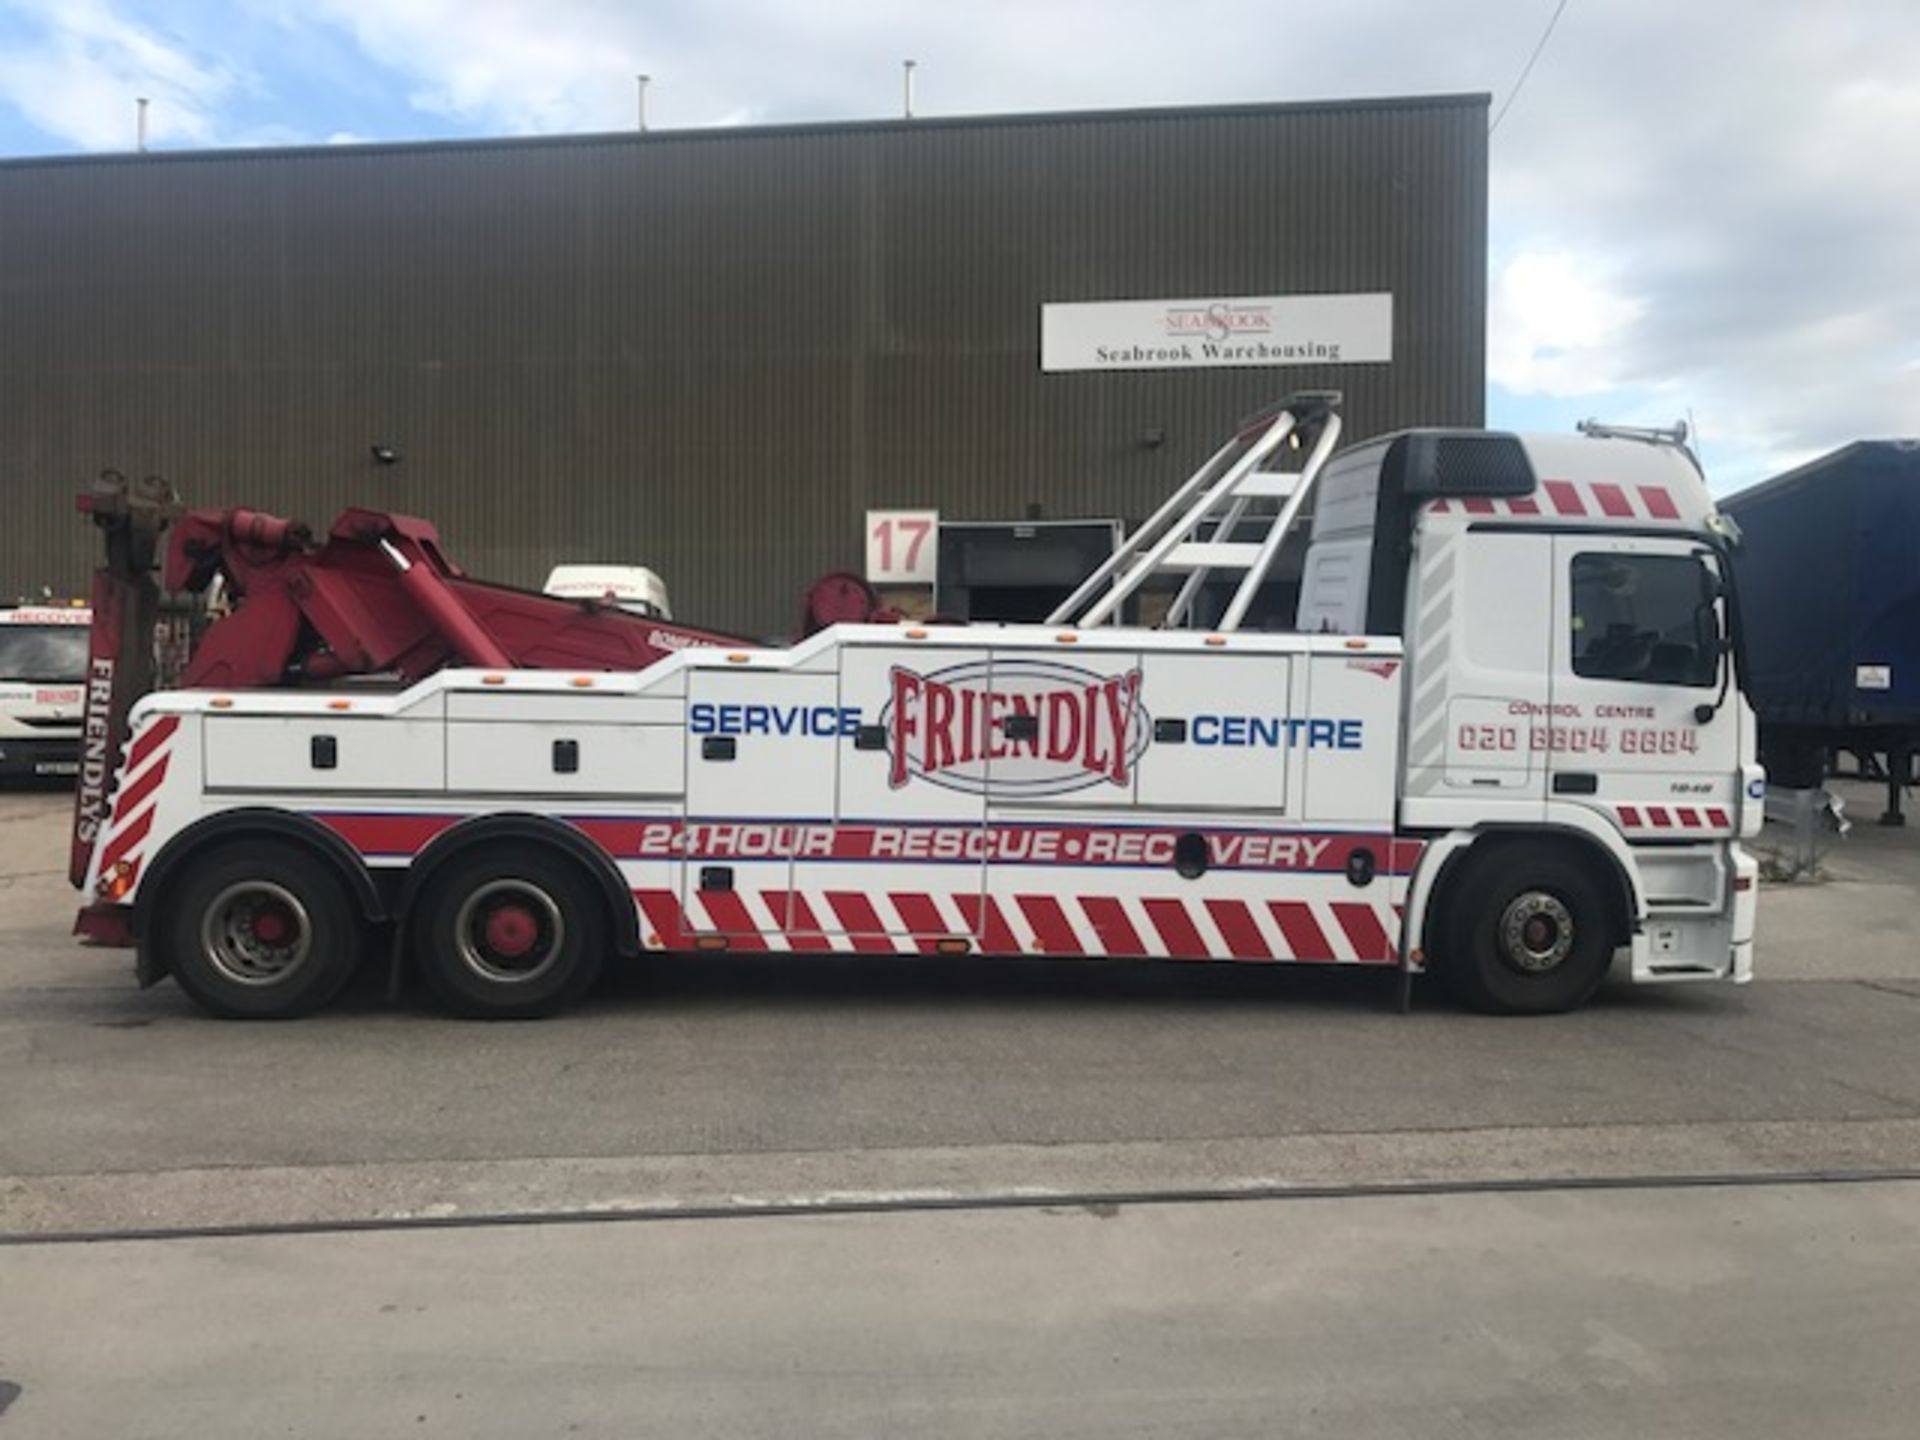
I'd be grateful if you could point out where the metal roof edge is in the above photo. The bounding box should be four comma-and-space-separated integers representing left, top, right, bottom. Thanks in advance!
1719, 440, 1920, 509
0, 92, 1493, 172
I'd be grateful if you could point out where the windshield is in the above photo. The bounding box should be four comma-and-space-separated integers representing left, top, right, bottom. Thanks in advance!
0, 625, 90, 683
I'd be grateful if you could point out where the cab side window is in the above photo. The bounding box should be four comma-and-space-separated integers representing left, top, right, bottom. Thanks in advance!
1569, 553, 1718, 687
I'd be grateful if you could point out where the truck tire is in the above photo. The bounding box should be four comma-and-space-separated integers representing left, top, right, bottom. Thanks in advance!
160, 838, 365, 1019
412, 846, 607, 1018
1441, 847, 1615, 1015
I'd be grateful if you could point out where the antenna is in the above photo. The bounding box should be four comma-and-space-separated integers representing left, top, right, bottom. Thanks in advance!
636, 74, 650, 132
136, 97, 149, 153
902, 59, 917, 118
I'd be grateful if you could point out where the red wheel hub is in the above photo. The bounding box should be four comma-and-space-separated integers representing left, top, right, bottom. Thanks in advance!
484, 903, 541, 958
252, 906, 293, 945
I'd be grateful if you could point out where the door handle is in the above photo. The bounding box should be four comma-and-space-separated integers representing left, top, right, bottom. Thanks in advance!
1552, 772, 1598, 795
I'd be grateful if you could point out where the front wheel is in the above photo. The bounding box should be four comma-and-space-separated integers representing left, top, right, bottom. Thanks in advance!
160, 839, 366, 1019
412, 847, 607, 1018
1442, 847, 1617, 1014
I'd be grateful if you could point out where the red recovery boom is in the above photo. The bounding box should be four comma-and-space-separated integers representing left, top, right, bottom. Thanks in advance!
70, 478, 745, 888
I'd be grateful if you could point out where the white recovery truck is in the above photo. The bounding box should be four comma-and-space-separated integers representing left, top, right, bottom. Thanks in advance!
71, 394, 1761, 1018
0, 605, 91, 780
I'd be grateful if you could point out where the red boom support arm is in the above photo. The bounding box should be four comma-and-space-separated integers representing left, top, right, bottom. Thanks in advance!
71, 485, 746, 887
166, 505, 743, 689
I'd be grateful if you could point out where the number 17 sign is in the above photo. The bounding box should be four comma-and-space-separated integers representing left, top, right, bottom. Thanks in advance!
865, 510, 939, 586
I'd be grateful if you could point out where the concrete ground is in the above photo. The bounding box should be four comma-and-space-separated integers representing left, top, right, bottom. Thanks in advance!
3, 783, 1918, 1435
6, 785, 1920, 1229
1750, 776, 1920, 981
4, 1181, 1918, 1438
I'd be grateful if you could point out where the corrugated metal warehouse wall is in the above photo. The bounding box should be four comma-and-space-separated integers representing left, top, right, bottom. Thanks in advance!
0, 96, 1487, 636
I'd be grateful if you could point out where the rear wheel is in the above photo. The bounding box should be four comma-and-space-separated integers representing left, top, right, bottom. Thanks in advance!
412, 847, 607, 1018
1441, 846, 1616, 1014
161, 839, 365, 1019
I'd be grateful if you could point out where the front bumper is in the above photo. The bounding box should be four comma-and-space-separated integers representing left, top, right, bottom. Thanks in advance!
1628, 844, 1757, 985
0, 736, 80, 779
1729, 845, 1757, 983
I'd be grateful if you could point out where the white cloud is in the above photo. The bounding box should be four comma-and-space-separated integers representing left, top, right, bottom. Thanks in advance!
1489, 252, 1645, 399
1479, 0, 1920, 470
0, 0, 237, 149
302, 0, 648, 133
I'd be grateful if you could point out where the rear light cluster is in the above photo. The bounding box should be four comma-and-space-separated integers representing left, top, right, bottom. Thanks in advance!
96, 859, 136, 900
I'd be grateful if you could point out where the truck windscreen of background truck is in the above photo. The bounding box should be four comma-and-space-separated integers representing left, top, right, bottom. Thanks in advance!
0, 625, 89, 683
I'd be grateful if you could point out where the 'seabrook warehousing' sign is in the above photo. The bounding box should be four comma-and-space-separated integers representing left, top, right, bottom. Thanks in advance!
1040, 294, 1393, 372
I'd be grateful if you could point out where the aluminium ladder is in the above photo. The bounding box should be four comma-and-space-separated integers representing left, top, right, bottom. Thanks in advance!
1047, 390, 1344, 634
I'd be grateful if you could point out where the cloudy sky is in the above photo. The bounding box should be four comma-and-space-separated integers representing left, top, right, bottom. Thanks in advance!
1, 0, 1914, 489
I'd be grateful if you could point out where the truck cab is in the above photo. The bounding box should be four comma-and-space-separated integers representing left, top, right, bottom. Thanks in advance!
1297, 427, 1761, 995
0, 605, 92, 781
542, 565, 673, 620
